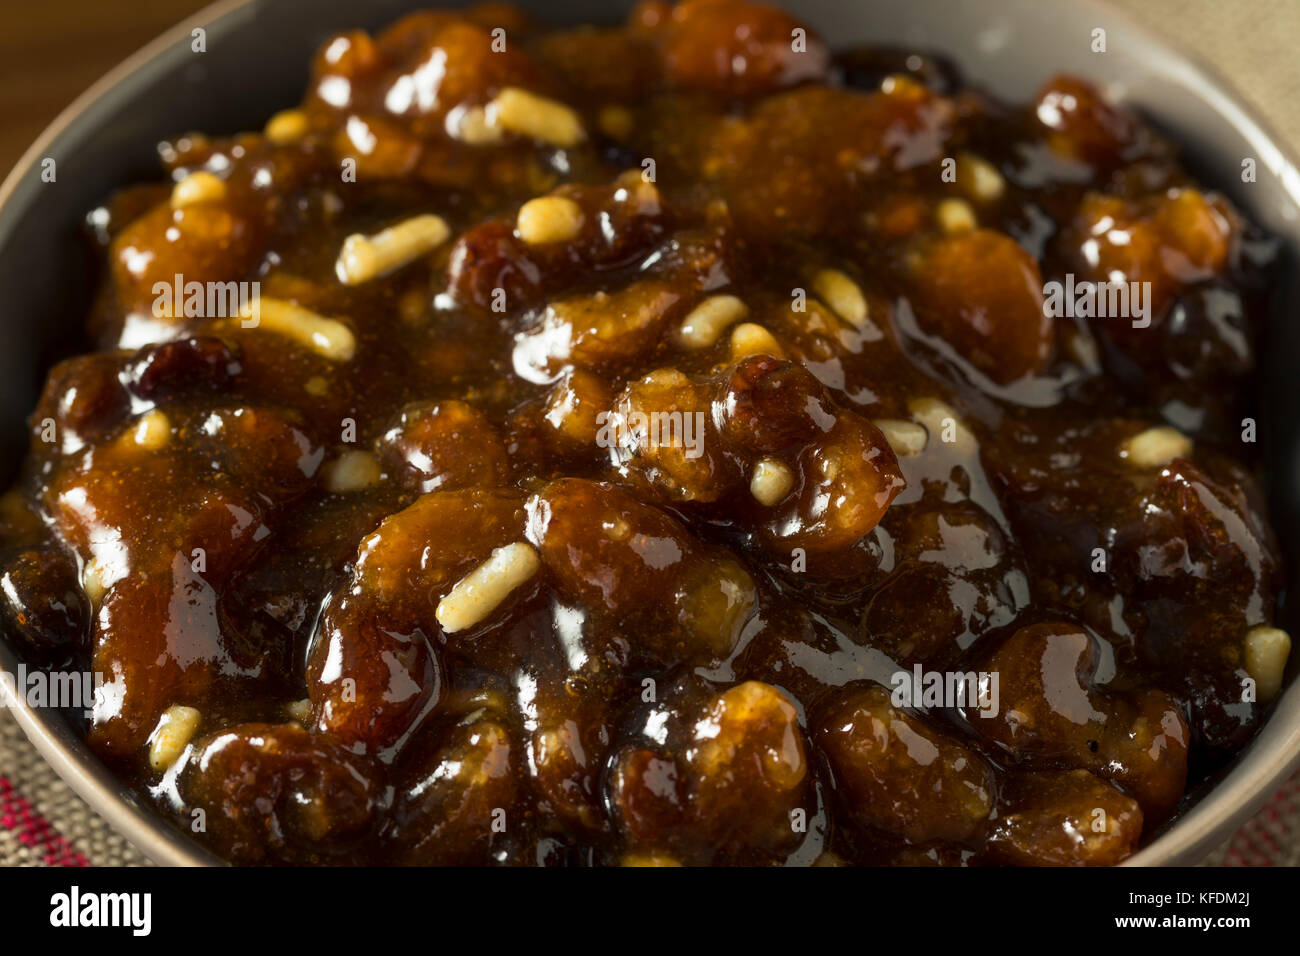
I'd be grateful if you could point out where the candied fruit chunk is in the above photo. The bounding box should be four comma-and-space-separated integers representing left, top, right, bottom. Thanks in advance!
308, 489, 527, 752
965, 621, 1189, 820
384, 715, 519, 864
610, 680, 809, 861
0, 550, 90, 664
646, 0, 829, 97
1065, 189, 1233, 327
1033, 74, 1139, 167
910, 229, 1052, 383
378, 400, 509, 493
528, 478, 755, 664
987, 769, 1143, 866
181, 723, 380, 864
817, 684, 994, 843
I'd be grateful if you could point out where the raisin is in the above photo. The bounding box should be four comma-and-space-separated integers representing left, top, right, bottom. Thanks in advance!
0, 550, 89, 664
126, 337, 242, 400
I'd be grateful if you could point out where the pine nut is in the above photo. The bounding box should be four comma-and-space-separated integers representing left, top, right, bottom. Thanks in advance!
171, 171, 226, 208
1121, 426, 1192, 469
147, 705, 201, 771
436, 542, 540, 634
679, 294, 749, 348
322, 449, 382, 492
621, 853, 682, 867
812, 269, 868, 327
908, 397, 977, 456
336, 214, 451, 285
750, 458, 795, 506
1245, 625, 1291, 702
873, 418, 928, 456
446, 104, 505, 145
960, 153, 1006, 202
81, 557, 110, 607
487, 88, 585, 148
936, 198, 977, 234
730, 322, 785, 360
127, 409, 171, 451
285, 698, 312, 724
241, 297, 356, 361
264, 108, 309, 145
517, 196, 584, 245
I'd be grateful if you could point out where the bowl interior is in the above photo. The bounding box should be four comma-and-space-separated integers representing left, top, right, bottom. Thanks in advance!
1, 0, 1298, 865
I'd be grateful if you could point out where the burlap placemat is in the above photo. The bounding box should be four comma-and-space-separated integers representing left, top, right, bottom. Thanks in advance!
1, 0, 1298, 868
0, 709, 149, 866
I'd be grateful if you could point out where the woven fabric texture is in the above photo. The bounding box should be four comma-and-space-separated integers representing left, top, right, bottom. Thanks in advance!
1, 0, 1298, 868
1, 710, 148, 866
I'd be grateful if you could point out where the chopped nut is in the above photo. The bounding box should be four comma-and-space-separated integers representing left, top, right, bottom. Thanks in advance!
1121, 426, 1192, 469
487, 87, 585, 148
936, 197, 977, 234
679, 294, 749, 349
81, 557, 110, 607
642, 367, 691, 388
730, 322, 785, 360
436, 542, 541, 634
336, 214, 452, 285
170, 171, 226, 208
322, 449, 382, 492
959, 153, 1006, 202
908, 397, 977, 456
750, 458, 795, 506
812, 269, 868, 327
598, 105, 635, 141
304, 375, 330, 397
285, 698, 313, 724
242, 297, 357, 361
264, 108, 309, 145
147, 705, 201, 771
873, 418, 928, 456
446, 104, 505, 145
1245, 625, 1291, 702
127, 409, 171, 451
516, 196, 585, 245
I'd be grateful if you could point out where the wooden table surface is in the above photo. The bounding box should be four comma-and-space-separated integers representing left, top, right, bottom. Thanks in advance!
0, 0, 210, 176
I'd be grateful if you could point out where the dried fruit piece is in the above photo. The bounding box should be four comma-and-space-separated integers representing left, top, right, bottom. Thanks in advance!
910, 229, 1052, 383
987, 769, 1143, 866
181, 723, 380, 864
818, 684, 994, 843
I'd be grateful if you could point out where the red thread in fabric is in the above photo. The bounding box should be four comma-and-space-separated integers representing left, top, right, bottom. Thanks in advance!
1217, 770, 1299, 867
0, 776, 88, 867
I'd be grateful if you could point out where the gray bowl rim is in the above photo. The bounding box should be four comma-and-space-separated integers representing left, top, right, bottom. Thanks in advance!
0, 0, 1298, 867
